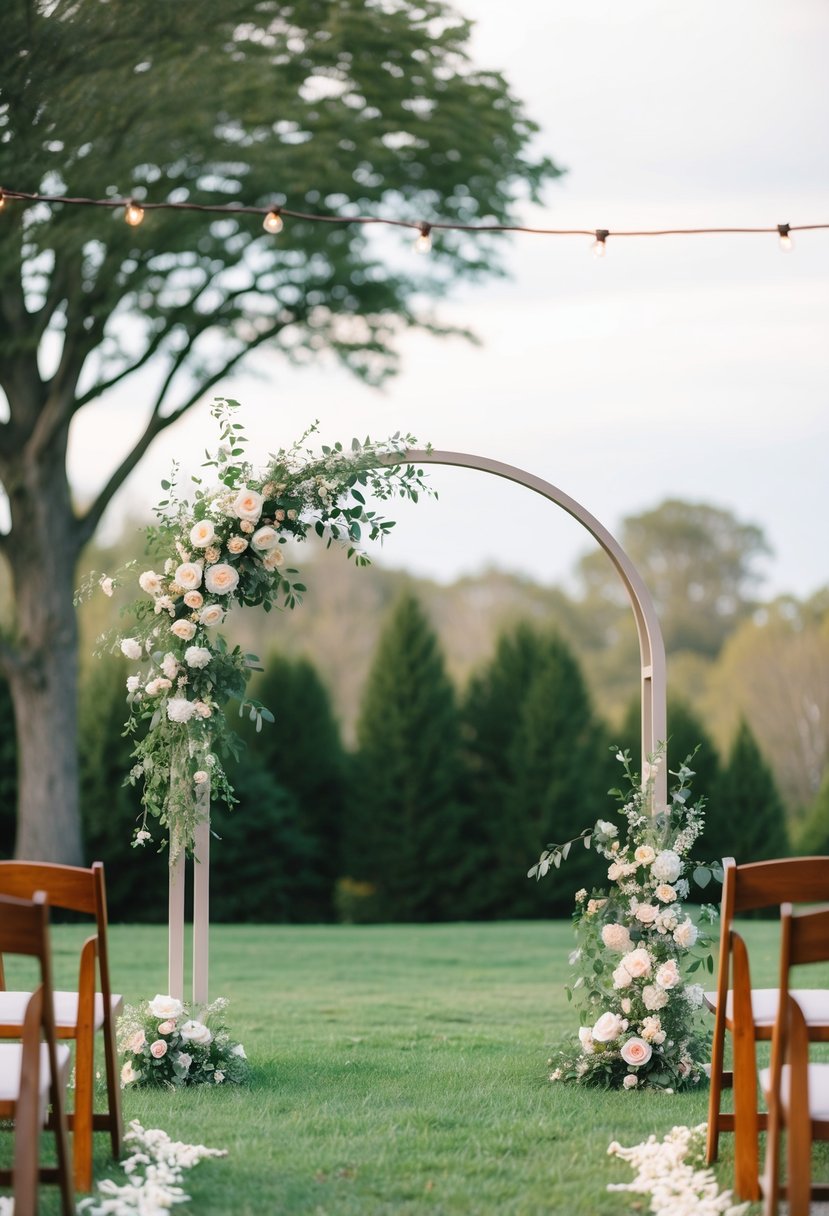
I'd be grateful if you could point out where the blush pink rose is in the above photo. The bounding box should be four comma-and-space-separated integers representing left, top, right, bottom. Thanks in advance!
150, 1039, 168, 1059
620, 1037, 652, 1067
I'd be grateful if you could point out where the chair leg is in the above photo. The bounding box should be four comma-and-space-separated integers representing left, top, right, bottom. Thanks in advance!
731, 934, 761, 1201
706, 1020, 726, 1163
13, 1080, 40, 1216
72, 1030, 95, 1193
103, 1013, 124, 1160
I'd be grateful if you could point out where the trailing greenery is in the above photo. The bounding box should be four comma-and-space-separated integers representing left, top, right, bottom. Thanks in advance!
18, 919, 812, 1216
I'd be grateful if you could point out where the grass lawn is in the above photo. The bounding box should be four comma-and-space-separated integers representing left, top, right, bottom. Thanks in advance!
13, 918, 814, 1215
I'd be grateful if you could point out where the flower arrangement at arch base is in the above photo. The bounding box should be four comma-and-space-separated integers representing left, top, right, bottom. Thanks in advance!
118, 994, 248, 1089
530, 747, 722, 1092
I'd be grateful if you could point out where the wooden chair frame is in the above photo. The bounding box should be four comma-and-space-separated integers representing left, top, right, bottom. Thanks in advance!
0, 861, 123, 1193
705, 854, 829, 1200
760, 902, 829, 1216
0, 890, 74, 1216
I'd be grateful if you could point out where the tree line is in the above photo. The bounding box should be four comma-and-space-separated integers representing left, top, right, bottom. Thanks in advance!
0, 591, 804, 923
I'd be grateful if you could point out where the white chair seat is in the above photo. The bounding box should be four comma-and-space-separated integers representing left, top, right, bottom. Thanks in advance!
704, 987, 829, 1028
0, 989, 122, 1031
760, 1062, 829, 1123
0, 1042, 71, 1123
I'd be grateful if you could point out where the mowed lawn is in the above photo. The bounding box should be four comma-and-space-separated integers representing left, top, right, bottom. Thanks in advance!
18, 919, 804, 1215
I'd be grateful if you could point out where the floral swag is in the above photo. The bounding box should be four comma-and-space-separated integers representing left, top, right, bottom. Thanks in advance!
82, 398, 429, 858
530, 748, 722, 1091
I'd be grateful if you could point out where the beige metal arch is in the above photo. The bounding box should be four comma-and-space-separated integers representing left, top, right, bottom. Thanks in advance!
397, 448, 668, 809
177, 446, 668, 1005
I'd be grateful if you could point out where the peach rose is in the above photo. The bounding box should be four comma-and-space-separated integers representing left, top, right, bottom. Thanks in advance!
655, 959, 681, 990
251, 525, 279, 551
171, 619, 197, 641
204, 563, 240, 595
183, 590, 204, 609
232, 487, 264, 522
199, 604, 225, 628
620, 1037, 652, 1067
189, 520, 216, 548
175, 562, 203, 591
592, 1011, 623, 1042
619, 947, 652, 979
227, 536, 248, 555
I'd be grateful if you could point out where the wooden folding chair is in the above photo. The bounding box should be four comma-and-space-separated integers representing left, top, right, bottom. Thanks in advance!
0, 890, 74, 1216
704, 855, 829, 1200
0, 862, 123, 1193
758, 902, 829, 1216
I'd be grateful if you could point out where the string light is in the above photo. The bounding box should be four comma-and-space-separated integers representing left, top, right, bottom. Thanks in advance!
262, 208, 284, 235
0, 187, 825, 255
124, 200, 145, 227
414, 223, 432, 254
592, 228, 609, 258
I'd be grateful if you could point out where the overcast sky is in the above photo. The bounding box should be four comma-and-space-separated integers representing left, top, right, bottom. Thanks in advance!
69, 0, 829, 599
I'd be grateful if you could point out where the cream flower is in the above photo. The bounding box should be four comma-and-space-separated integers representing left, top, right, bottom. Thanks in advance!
154, 595, 176, 616
166, 698, 196, 723
148, 995, 183, 1020
623, 1073, 639, 1089
654, 884, 677, 904
601, 923, 633, 953
227, 536, 248, 555
641, 1016, 666, 1045
99, 576, 114, 597
262, 548, 285, 572
161, 653, 179, 681
634, 845, 656, 865
620, 1037, 652, 1067
651, 850, 682, 884
171, 620, 197, 641
189, 520, 216, 548
619, 947, 652, 979
199, 604, 225, 628
612, 963, 634, 989
642, 984, 669, 1012
126, 675, 141, 693
139, 571, 163, 595
635, 903, 658, 925
673, 918, 699, 949
655, 959, 681, 990
232, 487, 264, 522
251, 525, 279, 551
126, 1029, 146, 1053
194, 770, 209, 785
175, 562, 203, 591
193, 701, 212, 718
240, 520, 255, 534
592, 1011, 624, 1042
204, 563, 240, 595
157, 1020, 176, 1035
578, 1027, 595, 1054
121, 1061, 139, 1085
183, 590, 204, 609
184, 646, 211, 669
120, 638, 142, 660
145, 677, 172, 697
231, 1043, 247, 1059
179, 1020, 212, 1046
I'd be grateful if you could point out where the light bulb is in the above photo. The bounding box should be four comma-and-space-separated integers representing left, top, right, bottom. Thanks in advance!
414, 224, 432, 254
124, 200, 145, 227
263, 209, 284, 234
592, 229, 608, 258
777, 223, 793, 252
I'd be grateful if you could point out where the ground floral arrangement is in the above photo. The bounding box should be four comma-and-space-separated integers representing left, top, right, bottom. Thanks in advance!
118, 994, 247, 1089
608, 1124, 748, 1215
531, 747, 722, 1091
81, 397, 429, 858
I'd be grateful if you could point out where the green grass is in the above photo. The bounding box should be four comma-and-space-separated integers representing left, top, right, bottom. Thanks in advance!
12, 919, 818, 1214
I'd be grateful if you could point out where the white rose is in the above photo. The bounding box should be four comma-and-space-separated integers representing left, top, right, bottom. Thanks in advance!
175, 562, 203, 591
185, 646, 212, 670
251, 525, 279, 551
612, 963, 634, 989
145, 677, 172, 696
231, 1043, 247, 1059
161, 653, 179, 681
126, 675, 141, 693
121, 1061, 139, 1085
190, 520, 216, 548
138, 571, 163, 595
601, 924, 633, 953
607, 861, 624, 881
148, 994, 183, 1020
199, 604, 225, 627
654, 884, 677, 904
166, 698, 196, 723
595, 819, 618, 837
592, 1011, 624, 1043
155, 595, 175, 616
176, 1052, 193, 1071
620, 947, 652, 979
673, 918, 699, 949
179, 1019, 212, 1046
183, 590, 204, 609
171, 619, 197, 641
635, 903, 658, 925
204, 563, 240, 595
578, 1026, 595, 1054
655, 959, 681, 990
651, 850, 682, 884
99, 576, 114, 597
262, 548, 285, 572
120, 638, 142, 660
620, 998, 632, 1014
214, 1070, 225, 1083
642, 984, 669, 1012
623, 1073, 639, 1089
634, 845, 656, 865
232, 487, 264, 522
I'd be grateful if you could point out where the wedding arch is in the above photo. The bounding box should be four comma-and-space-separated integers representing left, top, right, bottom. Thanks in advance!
167, 445, 667, 1005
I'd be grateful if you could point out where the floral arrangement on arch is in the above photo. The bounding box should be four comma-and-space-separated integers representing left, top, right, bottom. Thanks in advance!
118, 994, 248, 1089
530, 747, 721, 1091
81, 397, 429, 857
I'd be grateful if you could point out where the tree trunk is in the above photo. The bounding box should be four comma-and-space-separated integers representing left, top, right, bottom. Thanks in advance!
2, 418, 84, 864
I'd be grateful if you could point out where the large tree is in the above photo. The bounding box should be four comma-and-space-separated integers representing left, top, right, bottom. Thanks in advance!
0, 0, 558, 861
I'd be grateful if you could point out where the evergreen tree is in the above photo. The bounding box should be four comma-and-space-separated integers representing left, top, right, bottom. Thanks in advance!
712, 719, 789, 864
345, 594, 465, 921
797, 771, 829, 855
462, 625, 609, 918
241, 652, 347, 919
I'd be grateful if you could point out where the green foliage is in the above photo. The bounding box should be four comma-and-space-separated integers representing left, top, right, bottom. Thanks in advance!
461, 624, 609, 918
345, 593, 467, 921
797, 770, 829, 854
711, 718, 789, 864
241, 652, 347, 920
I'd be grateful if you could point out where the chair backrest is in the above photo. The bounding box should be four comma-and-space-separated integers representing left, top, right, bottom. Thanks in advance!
0, 862, 114, 1004
0, 889, 60, 1066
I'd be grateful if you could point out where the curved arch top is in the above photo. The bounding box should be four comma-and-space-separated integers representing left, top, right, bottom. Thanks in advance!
394, 448, 668, 809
